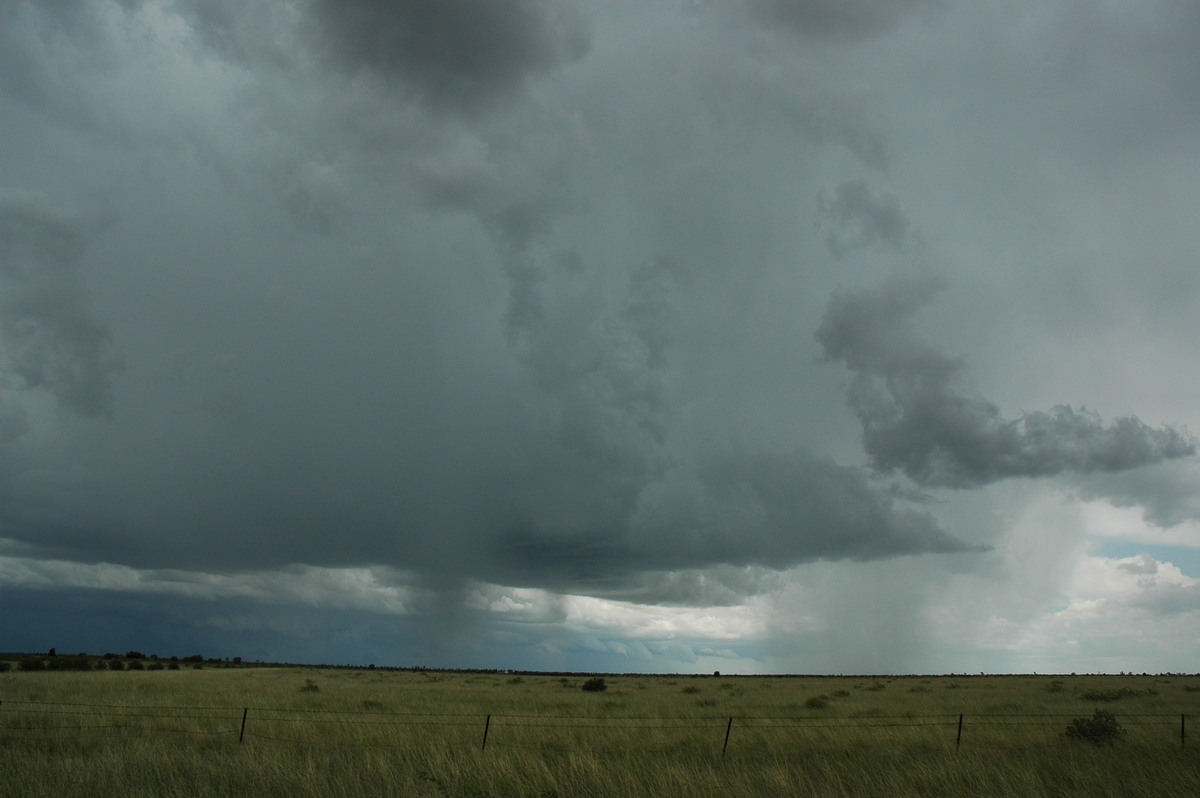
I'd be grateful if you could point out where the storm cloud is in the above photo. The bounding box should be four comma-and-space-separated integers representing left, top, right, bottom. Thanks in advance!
816, 275, 1196, 488
2, 0, 1199, 673
307, 0, 589, 112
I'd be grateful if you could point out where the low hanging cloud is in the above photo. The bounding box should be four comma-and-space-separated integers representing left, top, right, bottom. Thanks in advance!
307, 0, 589, 113
488, 447, 983, 600
1076, 462, 1200, 528
0, 189, 122, 417
816, 275, 1195, 488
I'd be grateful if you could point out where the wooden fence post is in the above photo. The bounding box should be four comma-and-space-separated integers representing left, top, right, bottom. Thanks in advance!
721, 717, 733, 756
482, 714, 491, 750
956, 714, 964, 749
239, 707, 249, 744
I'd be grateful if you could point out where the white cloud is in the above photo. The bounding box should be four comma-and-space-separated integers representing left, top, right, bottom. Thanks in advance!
468, 581, 767, 642
1078, 500, 1200, 548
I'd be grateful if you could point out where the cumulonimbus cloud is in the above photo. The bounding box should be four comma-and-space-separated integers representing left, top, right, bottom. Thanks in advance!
816, 275, 1195, 487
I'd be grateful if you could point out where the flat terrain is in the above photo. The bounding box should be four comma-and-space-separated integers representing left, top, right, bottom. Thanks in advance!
2, 663, 1199, 796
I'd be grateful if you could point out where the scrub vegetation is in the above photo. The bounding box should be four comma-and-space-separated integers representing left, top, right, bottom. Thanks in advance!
1, 663, 1198, 797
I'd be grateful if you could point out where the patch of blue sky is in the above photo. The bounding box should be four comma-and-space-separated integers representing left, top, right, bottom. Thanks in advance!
1090, 541, 1200, 579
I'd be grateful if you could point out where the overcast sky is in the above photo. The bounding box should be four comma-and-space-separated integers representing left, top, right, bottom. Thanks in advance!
2, 0, 1199, 674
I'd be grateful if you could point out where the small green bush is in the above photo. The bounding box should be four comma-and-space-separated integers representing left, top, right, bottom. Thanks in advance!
1066, 709, 1126, 745
581, 677, 607, 693
804, 695, 829, 709
0, 661, 11, 672
1078, 687, 1149, 702
300, 679, 320, 692
681, 685, 701, 694
18, 658, 46, 672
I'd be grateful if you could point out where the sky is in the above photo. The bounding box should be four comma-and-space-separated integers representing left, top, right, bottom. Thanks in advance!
2, 0, 1199, 675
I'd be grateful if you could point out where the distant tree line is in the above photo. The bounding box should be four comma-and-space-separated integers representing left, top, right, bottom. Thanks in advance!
0, 650, 245, 673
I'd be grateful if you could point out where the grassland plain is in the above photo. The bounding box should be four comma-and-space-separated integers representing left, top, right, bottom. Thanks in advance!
2, 662, 1200, 797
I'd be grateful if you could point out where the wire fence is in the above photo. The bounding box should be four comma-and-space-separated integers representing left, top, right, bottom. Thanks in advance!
0, 699, 1190, 754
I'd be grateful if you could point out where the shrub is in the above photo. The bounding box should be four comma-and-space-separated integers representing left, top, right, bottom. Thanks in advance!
681, 686, 701, 694
109, 659, 126, 671
804, 695, 830, 709
581, 677, 607, 693
127, 659, 145, 671
1079, 688, 1145, 702
1045, 680, 1066, 693
18, 658, 46, 672
1066, 710, 1126, 745
0, 661, 11, 672
300, 679, 320, 692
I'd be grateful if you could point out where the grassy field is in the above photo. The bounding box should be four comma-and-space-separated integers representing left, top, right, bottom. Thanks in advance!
2, 661, 1199, 797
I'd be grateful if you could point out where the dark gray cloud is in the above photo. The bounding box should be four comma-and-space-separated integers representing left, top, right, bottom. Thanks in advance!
1076, 463, 1200, 528
748, 0, 937, 40
0, 190, 122, 417
817, 275, 1195, 487
817, 180, 915, 258
307, 0, 589, 112
490, 449, 980, 596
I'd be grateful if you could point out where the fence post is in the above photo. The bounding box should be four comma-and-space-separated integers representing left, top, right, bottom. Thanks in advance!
1182, 714, 1187, 748
956, 714, 963, 749
722, 717, 733, 756
239, 707, 249, 744
482, 714, 491, 751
